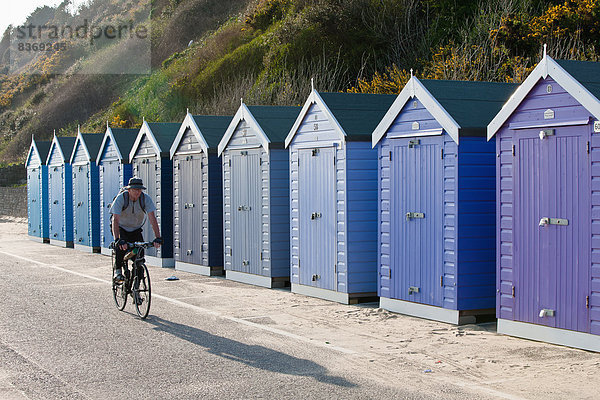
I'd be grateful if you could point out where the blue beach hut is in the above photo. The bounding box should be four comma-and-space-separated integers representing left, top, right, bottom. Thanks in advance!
218, 103, 300, 288
285, 89, 396, 304
96, 125, 137, 255
46, 134, 76, 247
170, 112, 231, 276
129, 120, 179, 267
69, 129, 103, 253
372, 76, 517, 324
26, 137, 51, 242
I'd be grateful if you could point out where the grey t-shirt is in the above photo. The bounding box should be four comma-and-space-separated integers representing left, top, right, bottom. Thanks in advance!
109, 192, 156, 232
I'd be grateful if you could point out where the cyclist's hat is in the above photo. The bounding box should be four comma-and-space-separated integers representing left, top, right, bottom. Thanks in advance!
125, 177, 146, 190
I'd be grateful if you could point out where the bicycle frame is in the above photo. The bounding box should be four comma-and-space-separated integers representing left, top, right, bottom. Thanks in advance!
112, 241, 154, 318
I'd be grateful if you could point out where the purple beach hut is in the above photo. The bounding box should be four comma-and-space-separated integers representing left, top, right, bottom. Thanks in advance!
488, 51, 600, 351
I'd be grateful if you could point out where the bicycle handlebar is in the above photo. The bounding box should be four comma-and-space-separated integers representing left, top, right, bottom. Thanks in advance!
109, 241, 156, 250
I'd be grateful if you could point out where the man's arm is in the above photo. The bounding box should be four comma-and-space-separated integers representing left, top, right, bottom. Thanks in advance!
112, 214, 120, 241
148, 211, 162, 247
111, 214, 127, 250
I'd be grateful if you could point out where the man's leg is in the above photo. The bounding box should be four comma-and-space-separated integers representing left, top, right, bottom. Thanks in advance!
114, 228, 143, 281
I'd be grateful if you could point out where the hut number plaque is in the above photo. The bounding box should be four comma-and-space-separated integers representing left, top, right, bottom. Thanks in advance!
594, 121, 600, 132
544, 109, 555, 119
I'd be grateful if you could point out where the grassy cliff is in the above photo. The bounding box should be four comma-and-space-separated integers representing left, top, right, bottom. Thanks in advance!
1, 0, 597, 162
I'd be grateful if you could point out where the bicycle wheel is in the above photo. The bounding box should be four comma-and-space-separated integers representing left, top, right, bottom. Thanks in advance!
112, 275, 127, 311
133, 263, 151, 319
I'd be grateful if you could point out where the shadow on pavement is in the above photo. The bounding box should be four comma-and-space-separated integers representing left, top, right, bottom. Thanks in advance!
146, 316, 356, 388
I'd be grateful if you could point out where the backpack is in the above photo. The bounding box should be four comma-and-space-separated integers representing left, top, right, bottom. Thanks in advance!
109, 189, 146, 231
113, 189, 146, 214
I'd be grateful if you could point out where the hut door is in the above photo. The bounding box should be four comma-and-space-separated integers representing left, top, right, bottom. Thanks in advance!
134, 157, 157, 256
298, 147, 336, 290
49, 166, 63, 241
102, 161, 119, 247
390, 139, 443, 306
179, 155, 203, 265
231, 150, 262, 275
515, 128, 590, 332
73, 165, 89, 246
28, 168, 41, 236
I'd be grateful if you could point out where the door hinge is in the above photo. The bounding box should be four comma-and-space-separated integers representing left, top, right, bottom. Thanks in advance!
229, 159, 231, 167
440, 275, 444, 287
229, 248, 232, 256
586, 295, 590, 308
389, 151, 392, 161
512, 286, 515, 298
512, 144, 515, 156
260, 252, 263, 260
388, 269, 391, 279
587, 141, 590, 154
334, 264, 336, 274
441, 149, 444, 159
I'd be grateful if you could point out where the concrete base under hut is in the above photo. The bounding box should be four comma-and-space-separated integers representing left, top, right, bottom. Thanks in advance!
176, 261, 223, 276
28, 235, 48, 244
145, 255, 174, 268
498, 319, 600, 353
74, 244, 100, 253
292, 283, 377, 305
226, 270, 288, 289
49, 239, 74, 248
380, 297, 494, 325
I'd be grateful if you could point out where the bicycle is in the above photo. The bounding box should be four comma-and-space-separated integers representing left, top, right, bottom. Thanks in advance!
110, 241, 153, 319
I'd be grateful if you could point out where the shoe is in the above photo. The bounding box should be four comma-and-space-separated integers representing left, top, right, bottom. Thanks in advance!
134, 293, 143, 305
114, 271, 125, 283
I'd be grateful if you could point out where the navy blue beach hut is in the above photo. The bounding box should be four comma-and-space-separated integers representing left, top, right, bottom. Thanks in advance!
46, 134, 76, 247
70, 129, 103, 253
129, 120, 179, 267
96, 125, 137, 255
26, 137, 51, 242
285, 89, 395, 303
488, 53, 600, 351
170, 112, 231, 276
218, 103, 299, 288
372, 76, 517, 324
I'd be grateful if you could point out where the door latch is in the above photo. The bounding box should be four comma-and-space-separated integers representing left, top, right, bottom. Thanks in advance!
238, 205, 251, 211
311, 212, 322, 220
408, 286, 420, 295
406, 212, 425, 221
539, 309, 555, 317
312, 274, 320, 281
539, 217, 568, 227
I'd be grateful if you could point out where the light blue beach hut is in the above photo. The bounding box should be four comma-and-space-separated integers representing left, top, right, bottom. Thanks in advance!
170, 112, 231, 276
218, 103, 300, 288
26, 137, 51, 242
285, 89, 395, 303
46, 134, 76, 247
96, 125, 137, 255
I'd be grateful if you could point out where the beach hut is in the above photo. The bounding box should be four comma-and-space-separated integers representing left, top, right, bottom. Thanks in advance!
46, 134, 76, 247
285, 89, 396, 304
96, 125, 137, 255
218, 104, 300, 288
129, 120, 179, 267
371, 76, 518, 324
69, 129, 103, 253
487, 52, 600, 351
170, 112, 231, 276
26, 137, 51, 242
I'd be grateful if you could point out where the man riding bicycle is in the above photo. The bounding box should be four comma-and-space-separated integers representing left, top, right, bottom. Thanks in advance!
110, 177, 163, 282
